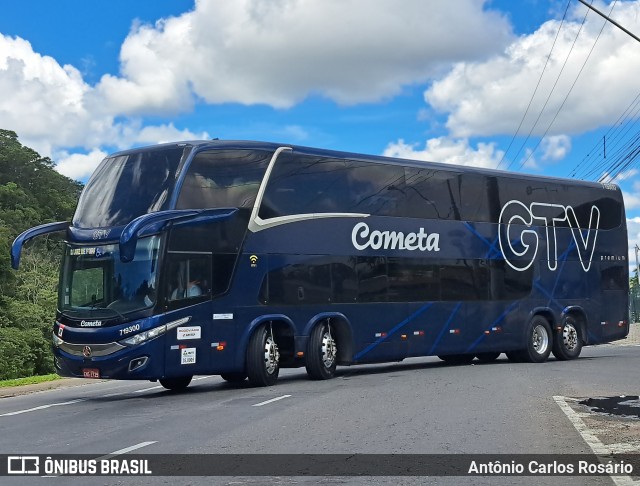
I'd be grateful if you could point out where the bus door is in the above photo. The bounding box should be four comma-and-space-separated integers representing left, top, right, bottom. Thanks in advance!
163, 252, 213, 377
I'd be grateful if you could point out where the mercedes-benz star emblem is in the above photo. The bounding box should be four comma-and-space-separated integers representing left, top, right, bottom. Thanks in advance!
82, 345, 92, 358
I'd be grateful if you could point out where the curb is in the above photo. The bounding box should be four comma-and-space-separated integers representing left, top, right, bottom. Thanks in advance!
0, 378, 103, 399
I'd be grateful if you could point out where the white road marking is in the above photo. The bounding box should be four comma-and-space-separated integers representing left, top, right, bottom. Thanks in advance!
133, 385, 163, 393
554, 396, 639, 486
133, 376, 211, 394
98, 441, 157, 460
252, 395, 291, 407
0, 399, 86, 417
41, 441, 157, 477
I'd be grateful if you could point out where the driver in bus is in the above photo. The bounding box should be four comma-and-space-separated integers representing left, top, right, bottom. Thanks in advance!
170, 268, 203, 300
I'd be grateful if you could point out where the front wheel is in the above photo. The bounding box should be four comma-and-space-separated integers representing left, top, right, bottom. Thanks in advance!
306, 321, 338, 380
552, 317, 583, 360
247, 324, 280, 387
159, 375, 192, 391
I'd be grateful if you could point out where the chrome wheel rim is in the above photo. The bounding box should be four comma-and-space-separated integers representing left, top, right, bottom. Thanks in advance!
264, 335, 279, 375
562, 323, 578, 351
532, 324, 549, 355
321, 328, 337, 368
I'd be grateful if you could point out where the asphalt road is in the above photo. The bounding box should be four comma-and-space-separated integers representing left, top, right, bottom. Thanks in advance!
1, 343, 639, 486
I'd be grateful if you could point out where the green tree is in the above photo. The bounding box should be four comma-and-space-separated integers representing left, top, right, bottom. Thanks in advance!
0, 129, 83, 378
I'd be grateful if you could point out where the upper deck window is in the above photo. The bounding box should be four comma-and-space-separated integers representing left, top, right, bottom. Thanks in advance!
259, 153, 405, 219
176, 149, 270, 210
73, 147, 188, 228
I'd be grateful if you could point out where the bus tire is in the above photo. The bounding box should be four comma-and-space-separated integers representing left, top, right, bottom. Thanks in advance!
159, 375, 192, 391
520, 316, 552, 363
552, 317, 583, 361
438, 354, 475, 365
220, 372, 247, 383
475, 352, 501, 363
247, 324, 280, 387
305, 321, 338, 380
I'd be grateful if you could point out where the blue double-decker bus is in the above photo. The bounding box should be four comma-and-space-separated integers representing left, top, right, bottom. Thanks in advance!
11, 140, 629, 389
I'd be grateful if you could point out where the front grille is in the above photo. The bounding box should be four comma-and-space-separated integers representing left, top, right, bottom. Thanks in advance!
58, 341, 126, 357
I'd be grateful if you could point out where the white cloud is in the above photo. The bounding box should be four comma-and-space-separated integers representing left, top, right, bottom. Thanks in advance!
0, 1, 513, 174
383, 137, 505, 169
120, 122, 209, 146
623, 191, 640, 211
425, 1, 640, 138
541, 134, 571, 161
96, 0, 513, 112
54, 149, 108, 181
0, 35, 92, 154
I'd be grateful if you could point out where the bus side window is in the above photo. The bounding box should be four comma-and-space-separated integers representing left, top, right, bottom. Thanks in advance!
166, 254, 211, 306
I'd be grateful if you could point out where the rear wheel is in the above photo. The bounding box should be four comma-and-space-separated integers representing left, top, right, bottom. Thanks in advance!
306, 321, 338, 380
552, 317, 583, 360
247, 324, 280, 387
159, 375, 192, 391
438, 354, 475, 365
220, 372, 247, 383
519, 316, 552, 363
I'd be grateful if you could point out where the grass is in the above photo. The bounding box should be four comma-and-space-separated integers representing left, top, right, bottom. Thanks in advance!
0, 373, 61, 388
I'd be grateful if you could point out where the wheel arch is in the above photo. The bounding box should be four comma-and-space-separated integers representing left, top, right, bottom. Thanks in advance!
529, 307, 556, 329
243, 314, 297, 363
304, 312, 354, 365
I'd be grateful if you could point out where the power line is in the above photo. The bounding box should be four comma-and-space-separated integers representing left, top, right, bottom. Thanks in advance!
577, 0, 640, 43
518, 0, 618, 171
505, 0, 591, 171
495, 0, 571, 170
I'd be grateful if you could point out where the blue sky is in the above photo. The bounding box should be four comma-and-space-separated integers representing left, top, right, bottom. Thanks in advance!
2, 0, 640, 262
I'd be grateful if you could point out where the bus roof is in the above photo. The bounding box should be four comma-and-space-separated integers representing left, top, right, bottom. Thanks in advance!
109, 139, 615, 192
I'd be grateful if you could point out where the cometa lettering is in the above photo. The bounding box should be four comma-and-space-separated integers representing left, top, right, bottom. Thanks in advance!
80, 320, 103, 327
351, 222, 440, 252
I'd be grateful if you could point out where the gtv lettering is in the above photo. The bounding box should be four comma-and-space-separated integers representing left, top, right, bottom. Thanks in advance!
499, 200, 600, 272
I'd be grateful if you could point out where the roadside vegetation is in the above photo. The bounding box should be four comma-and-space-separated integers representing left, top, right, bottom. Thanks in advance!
0, 129, 81, 380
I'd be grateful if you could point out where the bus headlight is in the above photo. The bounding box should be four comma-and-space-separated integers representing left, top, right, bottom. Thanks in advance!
119, 325, 167, 346
52, 332, 63, 347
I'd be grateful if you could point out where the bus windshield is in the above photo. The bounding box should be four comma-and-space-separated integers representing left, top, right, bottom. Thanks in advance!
59, 236, 161, 319
73, 146, 189, 228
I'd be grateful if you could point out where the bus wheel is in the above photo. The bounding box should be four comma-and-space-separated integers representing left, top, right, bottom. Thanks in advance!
552, 317, 583, 361
520, 316, 552, 363
475, 352, 501, 363
220, 373, 247, 383
159, 375, 192, 391
247, 324, 280, 387
306, 321, 337, 380
438, 354, 474, 365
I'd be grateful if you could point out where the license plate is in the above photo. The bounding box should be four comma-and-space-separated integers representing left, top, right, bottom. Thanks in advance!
82, 368, 100, 379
